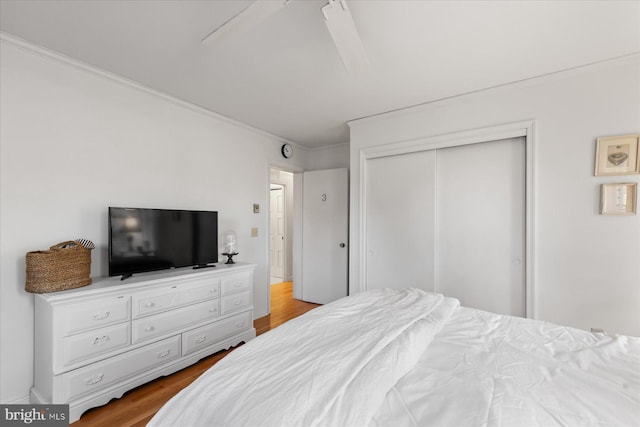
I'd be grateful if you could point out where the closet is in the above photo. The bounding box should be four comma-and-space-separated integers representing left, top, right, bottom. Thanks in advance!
364, 137, 526, 317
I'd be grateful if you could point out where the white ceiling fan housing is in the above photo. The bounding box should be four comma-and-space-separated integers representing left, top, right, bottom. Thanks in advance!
321, 0, 368, 73
201, 0, 368, 73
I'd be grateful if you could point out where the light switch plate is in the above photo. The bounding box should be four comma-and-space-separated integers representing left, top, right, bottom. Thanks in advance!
253, 203, 260, 213
251, 227, 258, 237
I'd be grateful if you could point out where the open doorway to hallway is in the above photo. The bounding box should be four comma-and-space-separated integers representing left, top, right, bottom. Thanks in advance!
269, 168, 294, 286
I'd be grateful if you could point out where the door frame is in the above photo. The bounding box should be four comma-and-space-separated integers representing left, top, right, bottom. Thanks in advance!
268, 165, 302, 312
357, 120, 537, 318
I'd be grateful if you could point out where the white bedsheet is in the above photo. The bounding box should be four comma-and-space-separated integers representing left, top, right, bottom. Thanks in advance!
149, 288, 459, 427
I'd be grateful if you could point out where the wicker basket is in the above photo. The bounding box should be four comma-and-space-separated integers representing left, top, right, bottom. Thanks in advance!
25, 240, 93, 293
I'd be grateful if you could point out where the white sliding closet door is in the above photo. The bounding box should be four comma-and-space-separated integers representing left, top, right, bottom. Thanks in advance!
363, 136, 526, 317
365, 150, 436, 291
436, 137, 525, 316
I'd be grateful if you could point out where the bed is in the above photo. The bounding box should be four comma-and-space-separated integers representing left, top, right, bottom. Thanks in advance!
148, 288, 640, 426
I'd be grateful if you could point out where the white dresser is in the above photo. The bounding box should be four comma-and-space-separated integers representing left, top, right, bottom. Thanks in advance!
30, 263, 256, 423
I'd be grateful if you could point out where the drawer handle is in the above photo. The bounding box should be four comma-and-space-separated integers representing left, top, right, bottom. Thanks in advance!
210, 288, 217, 294
195, 335, 207, 344
234, 299, 242, 306
145, 326, 155, 332
209, 307, 217, 313
85, 373, 104, 385
157, 349, 171, 358
92, 335, 110, 346
235, 321, 246, 329
93, 311, 110, 321
144, 302, 155, 308
234, 282, 242, 288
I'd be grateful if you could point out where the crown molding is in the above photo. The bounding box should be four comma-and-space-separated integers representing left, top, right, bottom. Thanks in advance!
0, 31, 300, 146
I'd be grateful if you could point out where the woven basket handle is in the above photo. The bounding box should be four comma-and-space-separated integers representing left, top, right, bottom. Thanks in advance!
50, 241, 80, 251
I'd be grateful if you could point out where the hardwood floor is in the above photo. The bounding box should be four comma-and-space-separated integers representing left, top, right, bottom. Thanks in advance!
255, 281, 321, 335
72, 282, 319, 426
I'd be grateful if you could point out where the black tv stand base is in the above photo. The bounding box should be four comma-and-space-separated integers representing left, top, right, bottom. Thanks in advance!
193, 264, 216, 270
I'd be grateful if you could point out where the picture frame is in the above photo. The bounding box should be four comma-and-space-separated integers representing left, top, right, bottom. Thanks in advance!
594, 134, 640, 176
600, 183, 637, 215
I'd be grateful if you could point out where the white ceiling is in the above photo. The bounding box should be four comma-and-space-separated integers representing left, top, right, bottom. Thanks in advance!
1, 0, 638, 148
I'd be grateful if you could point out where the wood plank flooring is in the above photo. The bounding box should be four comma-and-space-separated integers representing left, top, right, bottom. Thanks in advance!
71, 282, 320, 427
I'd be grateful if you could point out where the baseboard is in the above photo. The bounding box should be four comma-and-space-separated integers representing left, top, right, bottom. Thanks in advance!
3, 394, 30, 404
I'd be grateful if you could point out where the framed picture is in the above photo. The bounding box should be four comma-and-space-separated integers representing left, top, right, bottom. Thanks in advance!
594, 134, 640, 176
600, 183, 637, 215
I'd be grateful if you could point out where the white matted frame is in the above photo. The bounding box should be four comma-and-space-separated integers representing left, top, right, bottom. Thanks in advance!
600, 183, 637, 215
357, 120, 537, 319
595, 134, 640, 176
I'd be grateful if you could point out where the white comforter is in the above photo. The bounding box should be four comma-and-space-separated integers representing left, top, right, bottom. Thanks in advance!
149, 288, 459, 427
149, 289, 640, 427
372, 306, 640, 427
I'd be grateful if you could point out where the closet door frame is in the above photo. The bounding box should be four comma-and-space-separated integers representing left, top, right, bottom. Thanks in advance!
358, 120, 537, 319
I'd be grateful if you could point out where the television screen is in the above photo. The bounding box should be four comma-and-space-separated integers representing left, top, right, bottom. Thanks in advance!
109, 207, 218, 278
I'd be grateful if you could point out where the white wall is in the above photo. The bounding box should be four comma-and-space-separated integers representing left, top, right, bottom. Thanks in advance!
305, 143, 349, 171
0, 38, 313, 403
349, 55, 640, 337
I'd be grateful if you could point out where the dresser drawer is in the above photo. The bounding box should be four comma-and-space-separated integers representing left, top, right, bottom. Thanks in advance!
58, 296, 130, 336
182, 311, 252, 356
58, 323, 130, 371
221, 271, 251, 296
132, 299, 220, 344
62, 335, 180, 402
132, 279, 220, 319
221, 291, 252, 315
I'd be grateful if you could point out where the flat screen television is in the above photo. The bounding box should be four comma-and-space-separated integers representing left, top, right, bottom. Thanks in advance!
109, 207, 218, 279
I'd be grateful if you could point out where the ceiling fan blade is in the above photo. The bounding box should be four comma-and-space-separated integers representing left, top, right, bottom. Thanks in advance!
202, 0, 291, 45
321, 0, 368, 73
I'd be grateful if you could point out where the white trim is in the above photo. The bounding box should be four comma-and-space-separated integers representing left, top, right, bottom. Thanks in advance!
525, 122, 537, 320
270, 162, 305, 174
432, 151, 439, 295
358, 120, 537, 319
358, 150, 368, 295
361, 121, 530, 160
292, 172, 304, 300
5, 394, 30, 404
0, 32, 299, 147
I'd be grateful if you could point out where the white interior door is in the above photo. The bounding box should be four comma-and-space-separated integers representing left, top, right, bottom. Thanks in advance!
302, 168, 348, 304
270, 186, 285, 282
436, 137, 525, 316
